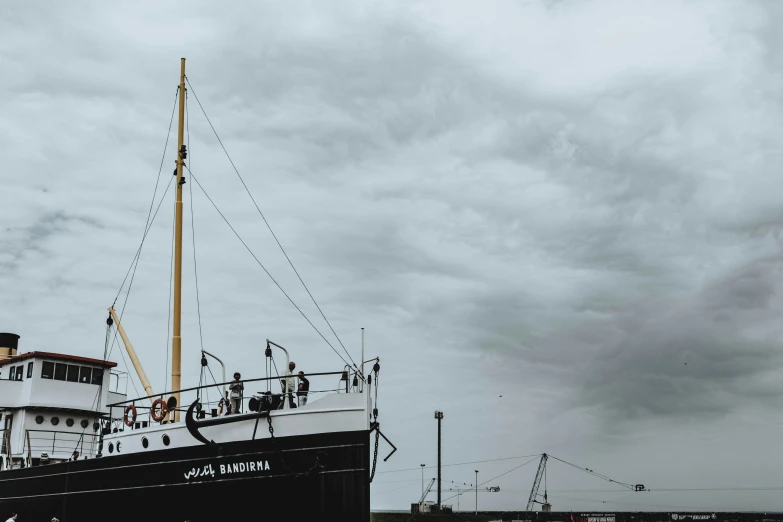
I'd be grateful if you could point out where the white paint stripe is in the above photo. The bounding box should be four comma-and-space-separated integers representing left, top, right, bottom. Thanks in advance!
0, 467, 367, 500
0, 442, 364, 484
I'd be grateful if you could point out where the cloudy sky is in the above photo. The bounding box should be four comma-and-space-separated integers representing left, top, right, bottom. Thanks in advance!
3, 0, 783, 512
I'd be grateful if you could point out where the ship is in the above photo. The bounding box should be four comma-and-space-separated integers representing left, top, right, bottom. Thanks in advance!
0, 58, 394, 522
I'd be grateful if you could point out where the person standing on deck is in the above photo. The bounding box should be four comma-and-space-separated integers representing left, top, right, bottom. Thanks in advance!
297, 371, 310, 407
229, 372, 244, 415
6, 514, 17, 522
284, 361, 296, 408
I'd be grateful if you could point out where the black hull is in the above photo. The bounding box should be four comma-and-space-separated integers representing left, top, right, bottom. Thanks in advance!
0, 430, 370, 522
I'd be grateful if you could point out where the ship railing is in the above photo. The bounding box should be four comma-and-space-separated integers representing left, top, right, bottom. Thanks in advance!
23, 429, 99, 461
105, 368, 364, 431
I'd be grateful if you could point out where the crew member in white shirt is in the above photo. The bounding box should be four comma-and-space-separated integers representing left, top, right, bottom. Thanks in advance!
284, 361, 296, 408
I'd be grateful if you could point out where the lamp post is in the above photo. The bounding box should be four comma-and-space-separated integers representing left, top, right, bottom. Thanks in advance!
475, 470, 479, 514
434, 411, 444, 508
421, 464, 425, 496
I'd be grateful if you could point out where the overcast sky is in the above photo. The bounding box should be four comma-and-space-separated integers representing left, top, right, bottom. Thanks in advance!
3, 0, 783, 512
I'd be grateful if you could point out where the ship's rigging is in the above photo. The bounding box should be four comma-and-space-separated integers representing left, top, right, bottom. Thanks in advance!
102, 59, 363, 406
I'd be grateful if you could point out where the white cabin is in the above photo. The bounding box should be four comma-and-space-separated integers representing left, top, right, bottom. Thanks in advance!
0, 333, 126, 470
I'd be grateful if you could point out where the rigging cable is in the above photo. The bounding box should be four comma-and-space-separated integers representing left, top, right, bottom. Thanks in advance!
112, 87, 179, 306
104, 87, 179, 362
185, 77, 358, 372
548, 454, 636, 491
378, 453, 544, 474
441, 455, 541, 503
186, 167, 352, 368
186, 91, 205, 354
105, 89, 180, 397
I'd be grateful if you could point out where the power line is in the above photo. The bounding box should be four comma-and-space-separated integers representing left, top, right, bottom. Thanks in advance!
186, 167, 351, 368
548, 454, 636, 491
377, 454, 543, 474
441, 456, 541, 503
185, 76, 358, 371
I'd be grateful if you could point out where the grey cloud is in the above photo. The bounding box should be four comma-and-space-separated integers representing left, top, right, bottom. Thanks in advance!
5, 0, 783, 512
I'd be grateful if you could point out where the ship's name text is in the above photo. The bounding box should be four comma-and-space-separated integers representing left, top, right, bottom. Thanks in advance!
184, 460, 270, 481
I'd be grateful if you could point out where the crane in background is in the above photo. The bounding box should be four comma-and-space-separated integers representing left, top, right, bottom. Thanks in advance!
416, 477, 437, 513
447, 484, 500, 512
527, 453, 550, 511
526, 453, 646, 512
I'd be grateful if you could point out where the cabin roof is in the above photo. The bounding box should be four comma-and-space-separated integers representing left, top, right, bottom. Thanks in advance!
0, 351, 118, 368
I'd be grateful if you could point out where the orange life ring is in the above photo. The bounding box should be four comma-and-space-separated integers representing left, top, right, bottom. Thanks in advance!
150, 398, 168, 423
123, 405, 137, 427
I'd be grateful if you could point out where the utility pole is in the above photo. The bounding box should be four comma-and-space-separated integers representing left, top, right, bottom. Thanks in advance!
434, 411, 444, 509
475, 470, 479, 514
421, 464, 426, 497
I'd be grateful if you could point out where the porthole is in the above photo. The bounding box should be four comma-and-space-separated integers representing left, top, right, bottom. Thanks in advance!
162, 434, 170, 446
81, 419, 89, 429
108, 443, 114, 454
66, 418, 74, 427
35, 415, 44, 425
141, 437, 149, 449
93, 422, 100, 432
116, 442, 122, 453
51, 417, 60, 426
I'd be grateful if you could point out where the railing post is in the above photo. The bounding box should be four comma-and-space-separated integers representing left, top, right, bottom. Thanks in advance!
52, 431, 56, 454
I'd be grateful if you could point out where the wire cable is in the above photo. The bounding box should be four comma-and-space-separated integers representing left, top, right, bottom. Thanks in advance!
186, 91, 205, 353
441, 455, 541, 503
112, 88, 179, 305
106, 175, 174, 362
378, 454, 543, 474
185, 77, 358, 371
548, 454, 636, 491
186, 167, 352, 368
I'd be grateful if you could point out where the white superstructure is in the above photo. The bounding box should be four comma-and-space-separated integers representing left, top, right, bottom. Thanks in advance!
0, 333, 126, 469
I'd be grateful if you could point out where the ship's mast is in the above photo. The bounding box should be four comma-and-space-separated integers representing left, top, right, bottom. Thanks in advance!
172, 57, 186, 422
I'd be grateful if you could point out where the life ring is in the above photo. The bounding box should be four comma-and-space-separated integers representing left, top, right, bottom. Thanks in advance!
151, 398, 168, 422
123, 405, 137, 427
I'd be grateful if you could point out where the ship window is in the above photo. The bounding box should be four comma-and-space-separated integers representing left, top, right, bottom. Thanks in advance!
79, 366, 92, 384
6, 366, 14, 380
66, 365, 79, 382
14, 366, 23, 381
27, 362, 33, 378
54, 363, 67, 381
108, 442, 114, 454
91, 368, 104, 385
162, 434, 170, 446
41, 362, 54, 379
141, 437, 149, 449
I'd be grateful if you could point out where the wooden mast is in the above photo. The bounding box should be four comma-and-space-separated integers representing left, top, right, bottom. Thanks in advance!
172, 57, 186, 422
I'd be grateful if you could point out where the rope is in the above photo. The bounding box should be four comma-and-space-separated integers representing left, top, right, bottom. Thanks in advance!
186, 91, 205, 353
112, 88, 179, 305
106, 174, 174, 363
185, 77, 359, 372
105, 88, 179, 399
186, 167, 352, 368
